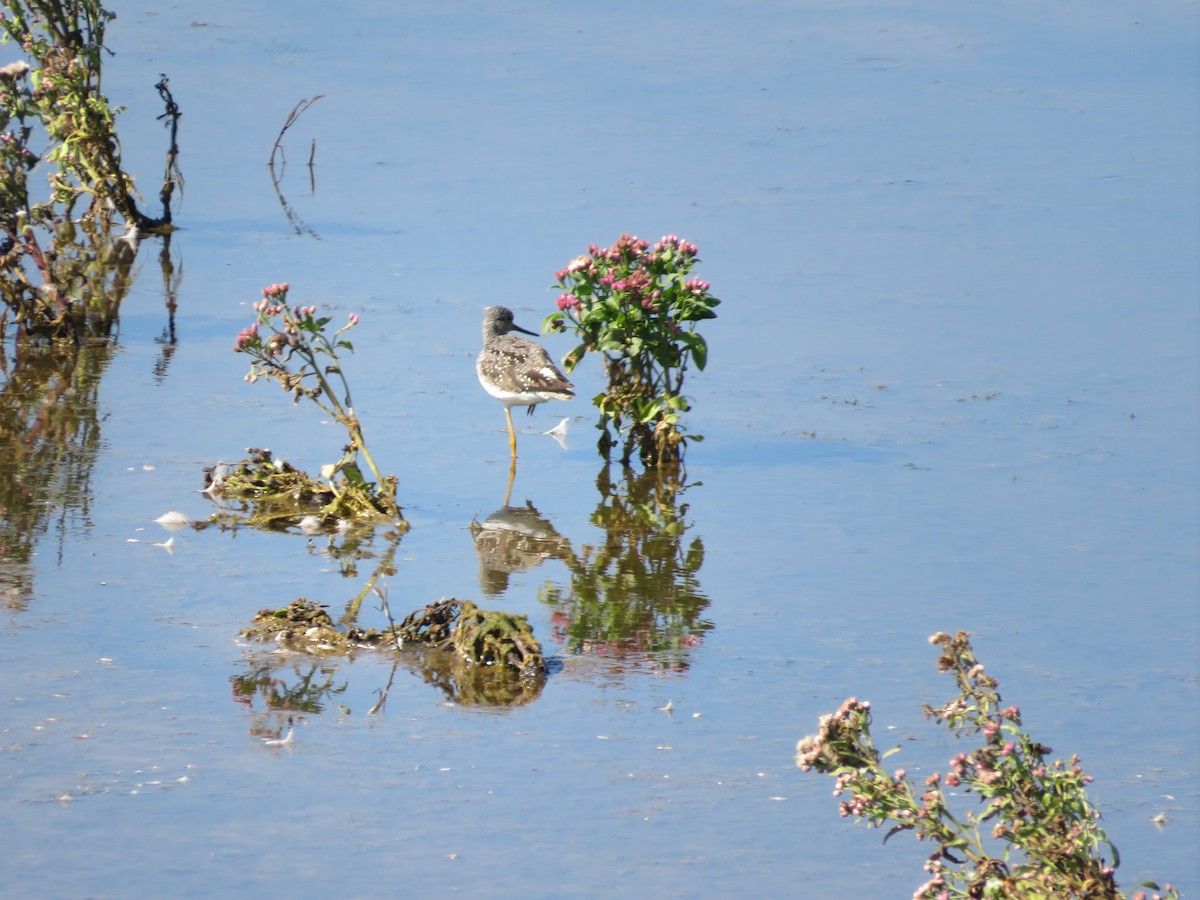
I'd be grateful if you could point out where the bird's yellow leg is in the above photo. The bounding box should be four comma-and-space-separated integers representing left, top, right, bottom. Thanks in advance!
505, 407, 518, 457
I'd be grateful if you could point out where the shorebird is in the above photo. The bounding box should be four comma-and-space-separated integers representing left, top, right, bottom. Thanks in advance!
476, 306, 574, 458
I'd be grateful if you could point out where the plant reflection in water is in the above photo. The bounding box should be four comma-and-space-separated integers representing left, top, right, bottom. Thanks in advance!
540, 465, 711, 672
0, 230, 178, 609
231, 661, 349, 743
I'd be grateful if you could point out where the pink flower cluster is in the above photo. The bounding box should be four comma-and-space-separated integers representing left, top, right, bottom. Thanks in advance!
654, 234, 698, 256
252, 300, 286, 317
589, 233, 649, 262
554, 255, 595, 281
262, 282, 289, 299
912, 874, 949, 900
794, 697, 872, 772
233, 322, 259, 352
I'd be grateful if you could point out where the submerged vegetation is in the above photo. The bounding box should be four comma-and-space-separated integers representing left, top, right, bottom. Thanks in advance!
796, 632, 1178, 900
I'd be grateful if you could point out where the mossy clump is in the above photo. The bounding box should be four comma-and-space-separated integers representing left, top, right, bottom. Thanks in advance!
205, 447, 405, 531
241, 598, 402, 657
398, 598, 545, 677
243, 597, 545, 678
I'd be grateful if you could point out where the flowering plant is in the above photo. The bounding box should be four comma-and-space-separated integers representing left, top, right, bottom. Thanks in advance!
544, 233, 718, 469
1, 0, 179, 343
796, 631, 1178, 900
233, 283, 400, 525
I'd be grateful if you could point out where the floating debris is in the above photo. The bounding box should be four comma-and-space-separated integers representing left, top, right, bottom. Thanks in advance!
155, 510, 193, 529
203, 462, 229, 494
263, 727, 295, 747
542, 417, 570, 449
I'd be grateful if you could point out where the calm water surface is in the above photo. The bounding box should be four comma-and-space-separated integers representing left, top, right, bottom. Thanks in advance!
2, 2, 1197, 897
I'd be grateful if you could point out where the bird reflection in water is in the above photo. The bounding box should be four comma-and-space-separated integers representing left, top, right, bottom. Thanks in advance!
470, 461, 576, 597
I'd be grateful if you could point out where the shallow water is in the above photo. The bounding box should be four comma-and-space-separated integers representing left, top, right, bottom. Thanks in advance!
2, 2, 1197, 897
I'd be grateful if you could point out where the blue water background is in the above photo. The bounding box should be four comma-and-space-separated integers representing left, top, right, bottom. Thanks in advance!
2, 2, 1196, 896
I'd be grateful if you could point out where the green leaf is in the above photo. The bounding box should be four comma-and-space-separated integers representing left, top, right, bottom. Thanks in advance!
340, 462, 366, 486
564, 344, 588, 372
690, 333, 709, 371
638, 404, 662, 424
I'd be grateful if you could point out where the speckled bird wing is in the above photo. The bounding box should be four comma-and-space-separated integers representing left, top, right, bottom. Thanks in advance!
483, 336, 574, 396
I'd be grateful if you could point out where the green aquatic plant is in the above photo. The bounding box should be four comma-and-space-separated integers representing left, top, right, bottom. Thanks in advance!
231, 283, 402, 528
545, 233, 718, 469
795, 631, 1178, 900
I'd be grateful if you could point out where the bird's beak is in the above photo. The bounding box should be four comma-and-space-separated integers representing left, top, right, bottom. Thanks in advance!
512, 322, 538, 337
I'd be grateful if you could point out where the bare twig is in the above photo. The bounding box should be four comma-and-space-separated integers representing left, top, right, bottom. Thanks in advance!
152, 74, 184, 228
268, 94, 325, 168
374, 582, 403, 652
